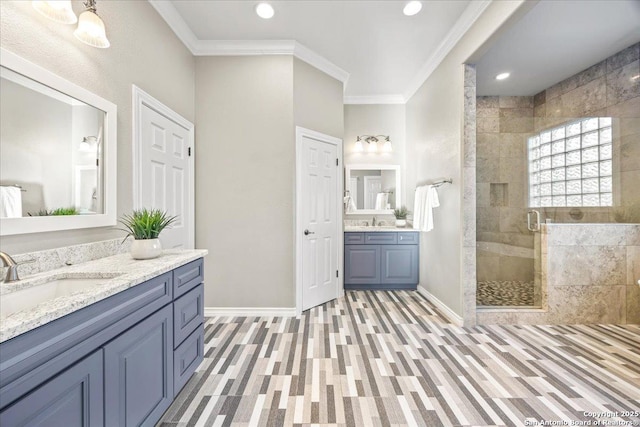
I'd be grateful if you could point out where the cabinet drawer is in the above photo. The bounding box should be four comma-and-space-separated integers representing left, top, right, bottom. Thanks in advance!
174, 258, 204, 298
365, 232, 397, 244
344, 232, 365, 244
174, 327, 204, 397
174, 284, 204, 348
397, 232, 419, 245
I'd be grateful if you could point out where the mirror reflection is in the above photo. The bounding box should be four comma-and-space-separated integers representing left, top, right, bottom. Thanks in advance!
344, 165, 401, 213
0, 66, 106, 218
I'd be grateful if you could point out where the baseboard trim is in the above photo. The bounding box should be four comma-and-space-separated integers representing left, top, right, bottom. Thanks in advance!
204, 307, 297, 317
417, 286, 463, 326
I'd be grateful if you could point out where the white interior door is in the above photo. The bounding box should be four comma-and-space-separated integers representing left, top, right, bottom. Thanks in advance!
134, 86, 194, 249
296, 127, 342, 312
364, 176, 382, 209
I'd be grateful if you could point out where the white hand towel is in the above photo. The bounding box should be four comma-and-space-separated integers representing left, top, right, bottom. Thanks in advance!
413, 186, 427, 230
0, 186, 23, 218
344, 195, 357, 212
423, 186, 440, 232
375, 193, 388, 210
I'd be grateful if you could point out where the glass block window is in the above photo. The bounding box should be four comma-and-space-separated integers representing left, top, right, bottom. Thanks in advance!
528, 117, 613, 207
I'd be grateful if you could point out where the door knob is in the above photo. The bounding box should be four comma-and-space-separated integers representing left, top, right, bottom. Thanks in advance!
304, 229, 315, 235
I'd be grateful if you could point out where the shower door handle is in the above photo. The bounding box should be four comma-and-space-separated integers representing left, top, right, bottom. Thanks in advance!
527, 210, 540, 232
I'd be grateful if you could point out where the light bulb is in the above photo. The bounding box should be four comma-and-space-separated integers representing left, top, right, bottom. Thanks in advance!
354, 140, 364, 153
382, 139, 393, 153
403, 1, 422, 16
255, 3, 275, 19
368, 140, 378, 153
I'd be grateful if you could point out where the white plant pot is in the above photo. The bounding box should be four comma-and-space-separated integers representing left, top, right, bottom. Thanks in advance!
130, 238, 162, 260
395, 219, 407, 227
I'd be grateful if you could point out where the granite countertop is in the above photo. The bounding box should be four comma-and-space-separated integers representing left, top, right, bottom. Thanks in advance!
344, 226, 419, 232
0, 249, 208, 343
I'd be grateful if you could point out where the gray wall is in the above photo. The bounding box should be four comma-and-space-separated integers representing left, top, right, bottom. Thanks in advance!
405, 0, 526, 321
0, 0, 195, 253
195, 56, 343, 308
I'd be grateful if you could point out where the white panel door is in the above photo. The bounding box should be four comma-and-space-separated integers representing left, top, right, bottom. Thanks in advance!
364, 176, 382, 209
300, 134, 339, 311
139, 104, 191, 249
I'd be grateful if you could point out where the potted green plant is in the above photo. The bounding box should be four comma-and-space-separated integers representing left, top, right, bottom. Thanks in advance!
119, 208, 177, 260
393, 206, 409, 227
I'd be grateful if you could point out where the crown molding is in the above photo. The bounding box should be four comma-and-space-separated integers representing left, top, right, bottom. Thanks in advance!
148, 1, 349, 85
343, 95, 406, 105
403, 0, 492, 102
148, 0, 199, 53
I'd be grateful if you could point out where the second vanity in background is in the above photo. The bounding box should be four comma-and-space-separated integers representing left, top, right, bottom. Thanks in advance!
344, 228, 420, 290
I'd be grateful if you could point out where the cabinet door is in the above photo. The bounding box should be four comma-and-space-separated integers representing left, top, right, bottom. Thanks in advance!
0, 350, 103, 427
104, 305, 173, 427
381, 245, 419, 285
344, 245, 380, 285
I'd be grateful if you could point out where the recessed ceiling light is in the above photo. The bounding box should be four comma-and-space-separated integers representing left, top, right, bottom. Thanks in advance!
495, 72, 511, 80
403, 1, 422, 16
255, 3, 274, 19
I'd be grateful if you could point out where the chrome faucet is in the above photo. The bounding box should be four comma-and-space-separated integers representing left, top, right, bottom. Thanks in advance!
372, 217, 377, 226
0, 251, 21, 283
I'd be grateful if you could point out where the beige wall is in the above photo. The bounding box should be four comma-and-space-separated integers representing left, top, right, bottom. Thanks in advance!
195, 56, 295, 308
195, 56, 343, 308
0, 0, 195, 253
293, 58, 344, 139
405, 1, 526, 320
344, 104, 407, 219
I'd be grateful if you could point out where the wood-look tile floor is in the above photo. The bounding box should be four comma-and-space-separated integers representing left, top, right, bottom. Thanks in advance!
158, 291, 640, 427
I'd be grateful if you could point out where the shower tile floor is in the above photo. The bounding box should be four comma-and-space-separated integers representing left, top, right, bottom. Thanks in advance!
476, 280, 535, 306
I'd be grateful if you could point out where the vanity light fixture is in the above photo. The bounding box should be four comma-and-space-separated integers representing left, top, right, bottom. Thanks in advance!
32, 1, 77, 24
74, 0, 110, 48
495, 72, 510, 80
255, 3, 275, 19
355, 135, 392, 154
403, 1, 422, 16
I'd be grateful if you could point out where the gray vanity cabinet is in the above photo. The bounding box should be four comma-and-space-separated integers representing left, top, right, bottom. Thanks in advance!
104, 305, 173, 427
344, 232, 419, 290
0, 350, 104, 427
0, 257, 205, 427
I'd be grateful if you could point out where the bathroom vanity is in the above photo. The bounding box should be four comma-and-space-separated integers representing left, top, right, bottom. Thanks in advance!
0, 251, 206, 427
344, 229, 419, 290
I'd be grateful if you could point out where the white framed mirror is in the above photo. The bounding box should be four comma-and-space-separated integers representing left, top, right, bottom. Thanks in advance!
0, 48, 117, 236
344, 164, 401, 215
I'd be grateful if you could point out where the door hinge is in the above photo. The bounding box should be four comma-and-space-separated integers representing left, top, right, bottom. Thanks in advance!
336, 158, 339, 166
336, 270, 339, 278
188, 147, 192, 156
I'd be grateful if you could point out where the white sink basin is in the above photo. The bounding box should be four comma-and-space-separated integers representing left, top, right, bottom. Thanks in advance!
1, 277, 111, 317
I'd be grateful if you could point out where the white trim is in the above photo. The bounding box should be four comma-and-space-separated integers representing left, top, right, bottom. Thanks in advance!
132, 85, 195, 249
295, 127, 344, 316
403, 0, 492, 101
417, 286, 463, 326
0, 48, 117, 236
293, 42, 350, 86
148, 0, 200, 53
204, 307, 297, 317
344, 94, 406, 105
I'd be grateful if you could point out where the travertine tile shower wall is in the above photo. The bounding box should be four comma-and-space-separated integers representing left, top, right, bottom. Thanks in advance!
533, 42, 640, 223
476, 96, 534, 284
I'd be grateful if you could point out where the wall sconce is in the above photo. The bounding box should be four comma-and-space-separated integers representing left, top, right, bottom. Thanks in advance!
32, 0, 110, 48
74, 0, 110, 48
354, 135, 392, 153
32, 1, 77, 24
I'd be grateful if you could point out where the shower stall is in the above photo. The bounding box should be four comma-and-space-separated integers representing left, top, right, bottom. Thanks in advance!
472, 42, 640, 321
